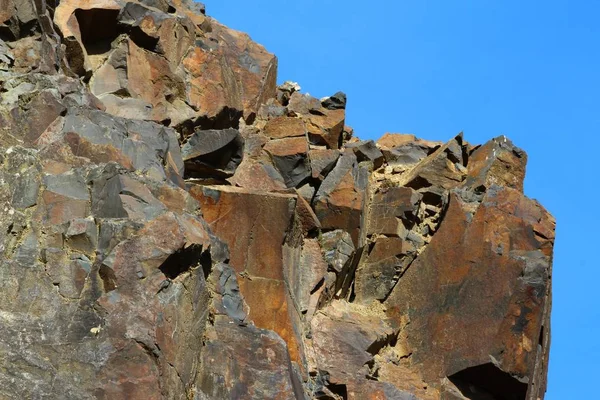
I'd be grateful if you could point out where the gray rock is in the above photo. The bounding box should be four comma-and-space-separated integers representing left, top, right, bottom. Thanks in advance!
346, 140, 384, 168
321, 91, 347, 110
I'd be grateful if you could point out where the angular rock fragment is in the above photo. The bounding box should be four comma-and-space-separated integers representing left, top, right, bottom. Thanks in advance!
384, 187, 555, 396
346, 139, 385, 168
190, 185, 304, 364
182, 128, 244, 179
314, 151, 369, 245
321, 91, 347, 110
264, 136, 311, 187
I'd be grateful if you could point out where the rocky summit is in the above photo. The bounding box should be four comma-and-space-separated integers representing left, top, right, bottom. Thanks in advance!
0, 1, 555, 399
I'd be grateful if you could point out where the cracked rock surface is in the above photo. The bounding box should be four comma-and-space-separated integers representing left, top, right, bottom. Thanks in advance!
0, 1, 554, 399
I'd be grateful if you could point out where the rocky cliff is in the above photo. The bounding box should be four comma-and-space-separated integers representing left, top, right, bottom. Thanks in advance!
0, 1, 555, 399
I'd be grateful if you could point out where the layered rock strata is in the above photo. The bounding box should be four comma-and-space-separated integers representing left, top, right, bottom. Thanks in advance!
0, 1, 555, 399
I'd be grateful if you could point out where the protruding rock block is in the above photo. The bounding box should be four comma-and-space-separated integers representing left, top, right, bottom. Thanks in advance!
190, 185, 304, 363
384, 186, 555, 397
314, 151, 369, 245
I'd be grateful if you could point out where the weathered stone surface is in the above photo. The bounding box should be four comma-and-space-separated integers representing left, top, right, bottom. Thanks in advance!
321, 91, 347, 110
384, 186, 555, 398
466, 135, 527, 192
346, 139, 385, 168
306, 301, 405, 399
264, 136, 311, 188
0, 1, 555, 399
353, 236, 416, 303
182, 128, 243, 179
264, 116, 307, 139
190, 185, 304, 364
367, 186, 423, 237
197, 317, 300, 400
309, 148, 340, 179
184, 19, 277, 124
314, 151, 369, 245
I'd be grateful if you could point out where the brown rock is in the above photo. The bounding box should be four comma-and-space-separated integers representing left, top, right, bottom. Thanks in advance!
306, 108, 346, 149
466, 135, 528, 192
309, 148, 341, 179
197, 317, 300, 400
366, 186, 423, 237
353, 236, 416, 303
377, 133, 418, 148
307, 301, 396, 392
184, 19, 277, 123
384, 187, 555, 397
190, 185, 304, 363
398, 134, 467, 190
0, 1, 556, 399
314, 151, 369, 245
264, 116, 306, 139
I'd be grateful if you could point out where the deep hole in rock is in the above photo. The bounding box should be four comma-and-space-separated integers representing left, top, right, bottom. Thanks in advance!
448, 363, 527, 400
127, 27, 159, 51
326, 383, 348, 400
74, 8, 121, 55
159, 244, 205, 280
0, 25, 17, 42
99, 264, 118, 292
426, 145, 442, 155
405, 176, 431, 190
420, 189, 445, 207
462, 143, 470, 167
192, 106, 242, 131
311, 277, 325, 295
200, 248, 212, 280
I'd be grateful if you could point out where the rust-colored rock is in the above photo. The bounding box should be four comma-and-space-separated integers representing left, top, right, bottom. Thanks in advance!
0, 1, 555, 399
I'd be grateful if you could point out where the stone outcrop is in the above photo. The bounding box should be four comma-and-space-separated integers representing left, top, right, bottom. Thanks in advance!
0, 1, 555, 399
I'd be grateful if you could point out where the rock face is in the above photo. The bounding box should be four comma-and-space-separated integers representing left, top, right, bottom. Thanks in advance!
0, 1, 554, 399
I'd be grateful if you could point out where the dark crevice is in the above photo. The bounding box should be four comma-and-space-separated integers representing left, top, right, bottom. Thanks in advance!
420, 189, 445, 207
326, 383, 347, 400
0, 25, 17, 42
335, 246, 363, 301
310, 277, 325, 295
469, 144, 482, 156
448, 363, 527, 400
379, 256, 416, 303
177, 107, 242, 135
200, 249, 212, 280
445, 148, 462, 165
366, 331, 397, 356
74, 8, 121, 55
127, 27, 159, 51
426, 145, 442, 155
405, 176, 431, 190
134, 339, 161, 361
159, 244, 204, 280
538, 325, 545, 347
462, 143, 470, 167
365, 359, 379, 380
99, 264, 118, 292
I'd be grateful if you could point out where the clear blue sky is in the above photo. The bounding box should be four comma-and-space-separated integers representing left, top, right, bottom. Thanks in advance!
206, 1, 598, 398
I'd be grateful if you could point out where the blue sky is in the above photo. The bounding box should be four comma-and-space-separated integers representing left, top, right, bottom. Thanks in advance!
206, 1, 598, 398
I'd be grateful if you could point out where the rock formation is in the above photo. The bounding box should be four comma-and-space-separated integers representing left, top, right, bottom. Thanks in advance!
0, 1, 555, 399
